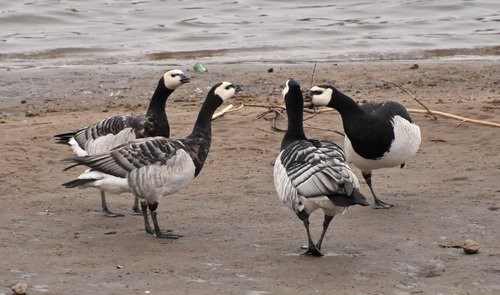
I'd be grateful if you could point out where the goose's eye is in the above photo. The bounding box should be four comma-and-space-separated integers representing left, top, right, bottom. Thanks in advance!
312, 90, 322, 95
226, 84, 234, 90
171, 73, 179, 77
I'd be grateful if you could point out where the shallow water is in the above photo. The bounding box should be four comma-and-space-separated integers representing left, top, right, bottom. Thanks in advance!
0, 0, 499, 65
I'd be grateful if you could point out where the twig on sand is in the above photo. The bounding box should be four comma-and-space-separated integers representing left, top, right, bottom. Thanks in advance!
243, 103, 285, 110
267, 109, 287, 132
382, 79, 438, 120
304, 123, 345, 137
310, 63, 317, 88
305, 108, 337, 115
408, 108, 500, 128
235, 102, 500, 129
212, 104, 234, 120
244, 103, 335, 115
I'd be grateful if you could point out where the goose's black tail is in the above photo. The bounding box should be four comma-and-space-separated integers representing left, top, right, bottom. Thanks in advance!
54, 132, 76, 145
62, 178, 96, 188
328, 189, 369, 207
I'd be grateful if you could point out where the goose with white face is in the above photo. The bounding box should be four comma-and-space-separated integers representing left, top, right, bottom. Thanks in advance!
63, 81, 240, 239
309, 86, 333, 107
56, 68, 190, 218
163, 69, 191, 89
273, 78, 368, 257
215, 81, 241, 101
307, 83, 421, 209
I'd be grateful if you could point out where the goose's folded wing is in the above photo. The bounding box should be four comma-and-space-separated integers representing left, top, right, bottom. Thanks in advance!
73, 115, 145, 148
84, 128, 137, 155
69, 137, 185, 178
281, 140, 358, 198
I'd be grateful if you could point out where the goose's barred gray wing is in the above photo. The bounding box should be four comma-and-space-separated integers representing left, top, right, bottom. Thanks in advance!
57, 69, 189, 218
66, 137, 186, 178
280, 139, 359, 198
62, 81, 238, 239
72, 115, 146, 147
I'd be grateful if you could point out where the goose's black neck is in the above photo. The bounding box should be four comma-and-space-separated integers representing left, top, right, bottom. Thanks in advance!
186, 92, 223, 177
146, 77, 174, 117
282, 89, 307, 150
329, 88, 364, 118
189, 92, 223, 139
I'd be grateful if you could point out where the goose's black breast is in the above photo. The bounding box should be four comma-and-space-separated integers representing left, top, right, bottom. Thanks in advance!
345, 101, 409, 160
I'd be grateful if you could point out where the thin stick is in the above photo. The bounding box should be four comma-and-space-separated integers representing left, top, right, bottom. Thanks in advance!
310, 63, 317, 88
243, 103, 285, 109
212, 104, 234, 120
382, 79, 438, 120
256, 109, 274, 120
224, 101, 500, 129
226, 104, 244, 113
306, 108, 337, 115
407, 108, 500, 128
304, 123, 345, 137
240, 103, 334, 114
271, 109, 287, 132
303, 112, 319, 121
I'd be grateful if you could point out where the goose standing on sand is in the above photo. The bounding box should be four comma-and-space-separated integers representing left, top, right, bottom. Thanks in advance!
274, 79, 368, 257
63, 82, 240, 239
308, 85, 421, 209
55, 69, 190, 217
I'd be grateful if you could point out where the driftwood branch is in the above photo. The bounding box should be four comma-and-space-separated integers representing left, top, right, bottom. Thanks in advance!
229, 102, 500, 130
304, 123, 345, 137
407, 108, 500, 128
242, 103, 285, 110
243, 103, 337, 115
212, 104, 235, 120
382, 79, 438, 120
268, 109, 287, 132
310, 63, 317, 88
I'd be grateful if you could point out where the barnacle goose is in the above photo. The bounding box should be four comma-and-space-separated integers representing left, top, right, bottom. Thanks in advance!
63, 82, 240, 239
308, 85, 421, 209
55, 69, 190, 217
274, 79, 368, 257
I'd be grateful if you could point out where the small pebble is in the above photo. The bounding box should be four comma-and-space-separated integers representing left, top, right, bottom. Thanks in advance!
267, 68, 274, 73
25, 110, 40, 117
463, 239, 479, 254
11, 282, 28, 295
410, 64, 419, 69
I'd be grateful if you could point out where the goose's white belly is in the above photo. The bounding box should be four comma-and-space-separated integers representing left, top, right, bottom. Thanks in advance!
77, 169, 131, 194
345, 116, 421, 171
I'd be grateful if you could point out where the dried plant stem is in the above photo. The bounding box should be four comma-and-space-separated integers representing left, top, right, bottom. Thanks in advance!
223, 96, 499, 130
243, 103, 285, 109
270, 109, 287, 132
306, 108, 337, 114
310, 63, 317, 88
382, 79, 438, 120
308, 100, 500, 128
408, 108, 500, 128
212, 104, 235, 120
304, 123, 345, 137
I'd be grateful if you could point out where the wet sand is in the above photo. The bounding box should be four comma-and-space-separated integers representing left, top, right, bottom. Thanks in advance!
1, 60, 499, 294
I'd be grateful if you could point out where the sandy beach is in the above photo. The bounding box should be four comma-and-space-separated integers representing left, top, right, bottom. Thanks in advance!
1, 60, 499, 294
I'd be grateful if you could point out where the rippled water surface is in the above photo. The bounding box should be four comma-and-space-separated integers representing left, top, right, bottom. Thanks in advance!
1, 0, 499, 64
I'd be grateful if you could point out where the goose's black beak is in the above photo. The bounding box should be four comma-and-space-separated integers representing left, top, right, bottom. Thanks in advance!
234, 84, 243, 93
180, 75, 191, 84
303, 92, 314, 109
